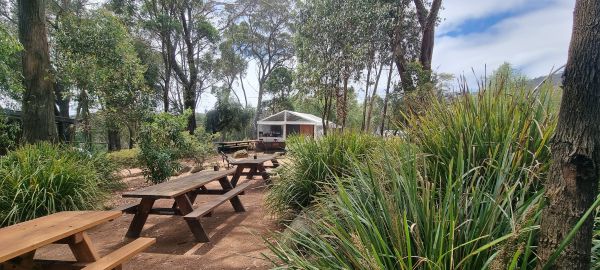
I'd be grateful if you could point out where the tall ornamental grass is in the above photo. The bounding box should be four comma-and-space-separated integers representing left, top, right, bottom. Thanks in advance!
406, 82, 556, 190
266, 132, 379, 219
267, 80, 558, 269
0, 143, 109, 227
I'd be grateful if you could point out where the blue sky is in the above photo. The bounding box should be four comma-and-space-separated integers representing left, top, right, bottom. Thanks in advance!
432, 0, 574, 79
199, 0, 576, 111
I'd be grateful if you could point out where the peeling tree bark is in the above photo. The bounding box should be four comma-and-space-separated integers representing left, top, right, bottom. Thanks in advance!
18, 0, 58, 143
536, 0, 600, 268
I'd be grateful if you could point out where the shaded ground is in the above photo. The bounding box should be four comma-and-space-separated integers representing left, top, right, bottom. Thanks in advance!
35, 156, 282, 270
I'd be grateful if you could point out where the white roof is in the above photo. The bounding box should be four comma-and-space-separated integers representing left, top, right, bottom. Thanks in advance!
258, 110, 337, 127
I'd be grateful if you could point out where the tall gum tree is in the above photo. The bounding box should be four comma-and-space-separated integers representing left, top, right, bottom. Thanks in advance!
536, 0, 600, 268
18, 0, 58, 143
229, 0, 294, 137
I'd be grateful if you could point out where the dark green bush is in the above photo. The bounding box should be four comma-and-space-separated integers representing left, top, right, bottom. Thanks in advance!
138, 112, 186, 184
0, 113, 20, 155
138, 110, 216, 184
0, 143, 110, 227
180, 127, 217, 165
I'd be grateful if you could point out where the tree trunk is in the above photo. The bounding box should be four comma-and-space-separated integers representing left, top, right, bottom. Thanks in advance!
18, 0, 58, 143
413, 0, 442, 72
76, 89, 92, 149
239, 73, 248, 107
107, 126, 121, 152
360, 61, 372, 132
380, 63, 393, 136
183, 84, 197, 134
536, 0, 600, 268
340, 71, 349, 130
252, 81, 265, 139
55, 80, 71, 142
127, 124, 134, 149
161, 36, 171, 112
367, 61, 385, 132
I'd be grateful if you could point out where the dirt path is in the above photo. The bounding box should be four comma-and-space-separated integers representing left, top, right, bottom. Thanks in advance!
35, 157, 281, 269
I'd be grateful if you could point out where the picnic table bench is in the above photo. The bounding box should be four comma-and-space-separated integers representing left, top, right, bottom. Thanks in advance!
229, 154, 281, 187
120, 168, 251, 242
214, 140, 259, 153
0, 211, 155, 270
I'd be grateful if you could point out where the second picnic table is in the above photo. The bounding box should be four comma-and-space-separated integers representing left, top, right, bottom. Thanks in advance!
228, 154, 281, 187
0, 211, 155, 270
121, 168, 251, 242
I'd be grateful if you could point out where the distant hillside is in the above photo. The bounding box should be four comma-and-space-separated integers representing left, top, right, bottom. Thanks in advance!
528, 72, 563, 88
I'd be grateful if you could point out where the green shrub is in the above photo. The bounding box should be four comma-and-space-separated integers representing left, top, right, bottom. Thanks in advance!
138, 110, 216, 184
0, 143, 108, 226
138, 112, 186, 184
180, 127, 217, 165
266, 132, 379, 220
107, 148, 140, 168
0, 113, 20, 155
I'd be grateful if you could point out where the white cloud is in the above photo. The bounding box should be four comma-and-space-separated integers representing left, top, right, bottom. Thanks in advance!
433, 0, 574, 81
438, 0, 533, 33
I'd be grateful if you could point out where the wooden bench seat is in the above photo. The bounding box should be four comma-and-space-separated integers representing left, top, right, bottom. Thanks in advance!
80, 238, 155, 270
184, 182, 252, 220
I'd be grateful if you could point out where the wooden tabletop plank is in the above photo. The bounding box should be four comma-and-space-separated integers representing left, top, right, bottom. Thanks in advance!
0, 211, 122, 263
214, 140, 259, 145
229, 154, 279, 165
122, 168, 236, 199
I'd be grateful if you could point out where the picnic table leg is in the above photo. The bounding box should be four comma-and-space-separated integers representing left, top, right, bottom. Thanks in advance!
218, 177, 246, 212
171, 191, 198, 215
258, 165, 270, 180
126, 198, 155, 238
271, 158, 280, 168
230, 166, 244, 187
246, 166, 258, 179
66, 232, 100, 263
175, 195, 209, 242
0, 251, 35, 270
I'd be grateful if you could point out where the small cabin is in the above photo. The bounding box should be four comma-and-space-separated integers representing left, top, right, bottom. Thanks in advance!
257, 110, 336, 150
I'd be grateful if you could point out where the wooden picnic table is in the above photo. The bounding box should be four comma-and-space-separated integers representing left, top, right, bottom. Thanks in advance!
214, 140, 260, 152
229, 154, 280, 187
121, 168, 251, 242
0, 211, 155, 270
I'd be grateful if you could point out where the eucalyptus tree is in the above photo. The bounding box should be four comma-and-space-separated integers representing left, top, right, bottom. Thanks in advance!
413, 0, 442, 74
166, 0, 218, 134
17, 0, 58, 143
213, 39, 247, 106
138, 0, 220, 134
228, 0, 295, 137
0, 24, 22, 102
296, 0, 380, 130
47, 0, 88, 141
263, 66, 294, 114
56, 10, 150, 150
359, 0, 395, 132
